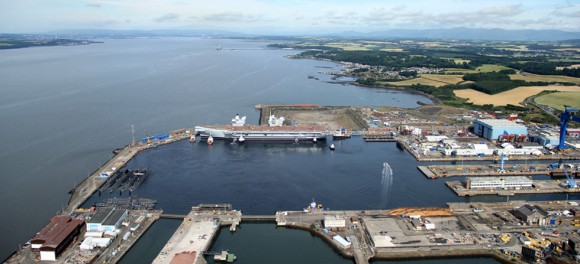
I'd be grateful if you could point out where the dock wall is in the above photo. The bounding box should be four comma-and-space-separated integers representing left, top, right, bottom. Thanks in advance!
66, 133, 190, 213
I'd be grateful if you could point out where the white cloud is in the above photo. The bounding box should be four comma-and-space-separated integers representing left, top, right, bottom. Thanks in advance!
154, 13, 179, 23
0, 0, 578, 33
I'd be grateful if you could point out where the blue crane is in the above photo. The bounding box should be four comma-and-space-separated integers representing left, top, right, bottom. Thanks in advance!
557, 106, 580, 151
564, 167, 577, 188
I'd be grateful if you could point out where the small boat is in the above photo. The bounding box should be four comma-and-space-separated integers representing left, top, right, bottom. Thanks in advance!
313, 138, 317, 143
214, 250, 236, 263
189, 135, 196, 143
207, 135, 214, 145
238, 134, 245, 143
329, 144, 335, 151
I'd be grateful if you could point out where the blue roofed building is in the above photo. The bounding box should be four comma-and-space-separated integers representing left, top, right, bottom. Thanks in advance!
473, 119, 528, 141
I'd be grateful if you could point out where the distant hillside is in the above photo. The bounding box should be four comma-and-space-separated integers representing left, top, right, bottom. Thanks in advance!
44, 29, 248, 38
331, 28, 580, 42
5, 28, 580, 42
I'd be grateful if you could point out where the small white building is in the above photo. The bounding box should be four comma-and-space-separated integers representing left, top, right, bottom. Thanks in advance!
80, 237, 112, 250
424, 135, 448, 142
424, 222, 436, 230
84, 231, 103, 238
324, 215, 346, 229
333, 235, 351, 248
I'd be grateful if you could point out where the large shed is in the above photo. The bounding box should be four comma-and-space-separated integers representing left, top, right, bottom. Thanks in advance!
31, 215, 84, 261
473, 119, 528, 141
87, 208, 127, 232
512, 204, 549, 225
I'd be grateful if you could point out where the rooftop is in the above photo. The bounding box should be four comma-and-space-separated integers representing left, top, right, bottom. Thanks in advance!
88, 208, 113, 224
32, 215, 84, 249
475, 119, 526, 128
515, 204, 549, 217
198, 124, 328, 133
102, 209, 127, 226
467, 176, 532, 182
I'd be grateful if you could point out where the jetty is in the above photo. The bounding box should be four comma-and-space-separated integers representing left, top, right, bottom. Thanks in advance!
65, 129, 192, 213
152, 204, 241, 264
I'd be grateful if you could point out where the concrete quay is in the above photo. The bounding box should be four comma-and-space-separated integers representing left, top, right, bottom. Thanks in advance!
418, 165, 550, 179
94, 210, 161, 264
152, 204, 241, 264
66, 130, 192, 213
446, 179, 580, 197
273, 200, 580, 264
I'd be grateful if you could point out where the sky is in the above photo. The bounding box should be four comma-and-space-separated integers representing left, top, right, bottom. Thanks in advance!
1, 0, 579, 33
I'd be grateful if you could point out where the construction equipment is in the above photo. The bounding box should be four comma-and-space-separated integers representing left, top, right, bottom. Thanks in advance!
564, 168, 577, 188
557, 106, 580, 151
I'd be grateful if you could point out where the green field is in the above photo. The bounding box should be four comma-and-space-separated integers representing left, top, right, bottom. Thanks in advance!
442, 58, 471, 64
510, 73, 580, 85
535, 92, 580, 111
444, 64, 510, 74
379, 48, 404, 52
474, 64, 512, 72
382, 74, 465, 87
326, 42, 372, 51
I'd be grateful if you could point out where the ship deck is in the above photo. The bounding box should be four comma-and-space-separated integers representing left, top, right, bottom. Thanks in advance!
199, 125, 329, 133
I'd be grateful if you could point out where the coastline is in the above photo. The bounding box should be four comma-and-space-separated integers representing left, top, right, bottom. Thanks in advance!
350, 81, 443, 105
287, 55, 442, 105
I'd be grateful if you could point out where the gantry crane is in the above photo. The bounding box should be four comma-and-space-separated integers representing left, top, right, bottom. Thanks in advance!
557, 106, 580, 151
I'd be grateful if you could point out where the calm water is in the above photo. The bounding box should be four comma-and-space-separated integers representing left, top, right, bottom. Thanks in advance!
109, 137, 570, 263
82, 138, 464, 213
0, 37, 432, 260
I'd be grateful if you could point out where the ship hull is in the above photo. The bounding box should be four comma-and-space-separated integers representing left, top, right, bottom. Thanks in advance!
196, 126, 328, 142
200, 134, 327, 141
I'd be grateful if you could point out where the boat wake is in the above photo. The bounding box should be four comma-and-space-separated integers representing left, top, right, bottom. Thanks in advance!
380, 162, 394, 207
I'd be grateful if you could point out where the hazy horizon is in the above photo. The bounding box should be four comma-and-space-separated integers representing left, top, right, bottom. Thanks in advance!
1, 0, 579, 34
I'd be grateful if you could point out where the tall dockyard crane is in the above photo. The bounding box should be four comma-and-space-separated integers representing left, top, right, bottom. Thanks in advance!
557, 106, 580, 151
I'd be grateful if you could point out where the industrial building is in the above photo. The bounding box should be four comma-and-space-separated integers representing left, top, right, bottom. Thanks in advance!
473, 119, 528, 141
87, 207, 128, 232
324, 215, 346, 229
31, 215, 85, 261
466, 176, 533, 190
332, 235, 351, 248
511, 204, 549, 225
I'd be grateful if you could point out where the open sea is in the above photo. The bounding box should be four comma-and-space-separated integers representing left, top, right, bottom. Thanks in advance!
0, 37, 567, 263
